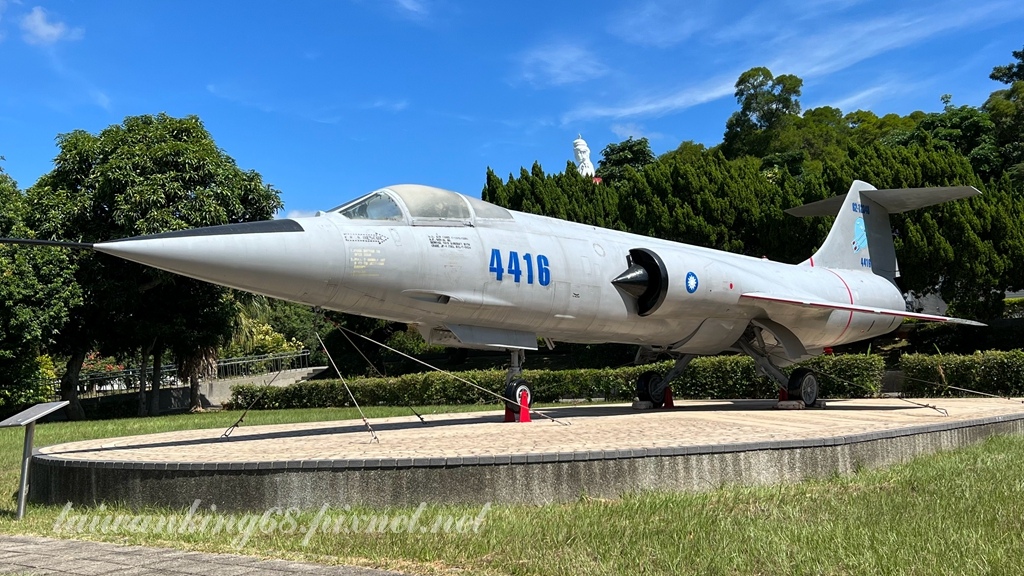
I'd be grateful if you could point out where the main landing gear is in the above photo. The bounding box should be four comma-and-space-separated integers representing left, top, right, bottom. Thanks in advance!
786, 367, 820, 407
634, 354, 694, 408
735, 327, 820, 407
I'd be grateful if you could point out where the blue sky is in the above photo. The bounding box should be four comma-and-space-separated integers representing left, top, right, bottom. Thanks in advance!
1, 1, 1022, 218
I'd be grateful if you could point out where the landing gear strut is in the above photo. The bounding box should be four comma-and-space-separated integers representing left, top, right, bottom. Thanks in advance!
503, 349, 533, 414
736, 327, 820, 407
634, 354, 694, 409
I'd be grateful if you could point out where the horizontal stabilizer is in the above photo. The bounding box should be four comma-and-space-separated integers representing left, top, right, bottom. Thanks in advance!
785, 186, 981, 217
740, 292, 986, 327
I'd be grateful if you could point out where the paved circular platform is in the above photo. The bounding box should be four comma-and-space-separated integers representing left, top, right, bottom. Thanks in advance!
30, 398, 1024, 511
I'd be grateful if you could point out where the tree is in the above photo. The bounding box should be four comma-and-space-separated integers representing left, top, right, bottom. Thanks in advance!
915, 95, 1000, 180
983, 81, 1024, 184
990, 44, 1024, 84
722, 67, 803, 159
845, 110, 921, 150
27, 114, 282, 418
0, 168, 81, 411
595, 137, 656, 183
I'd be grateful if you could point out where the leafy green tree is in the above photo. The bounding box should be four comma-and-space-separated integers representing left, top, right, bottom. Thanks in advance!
914, 95, 1000, 180
846, 110, 922, 150
220, 323, 302, 358
264, 299, 333, 358
722, 67, 803, 159
27, 114, 282, 417
983, 81, 1024, 184
482, 163, 621, 229
990, 44, 1024, 84
0, 168, 81, 411
595, 137, 656, 183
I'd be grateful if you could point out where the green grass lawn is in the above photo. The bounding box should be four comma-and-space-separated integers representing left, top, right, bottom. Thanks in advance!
2, 407, 1023, 575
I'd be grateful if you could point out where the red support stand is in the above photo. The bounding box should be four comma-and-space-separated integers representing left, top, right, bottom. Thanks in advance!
661, 387, 674, 409
503, 406, 515, 422
518, 389, 531, 423
778, 387, 788, 402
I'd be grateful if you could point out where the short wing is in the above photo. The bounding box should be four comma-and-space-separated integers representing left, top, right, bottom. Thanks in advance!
740, 292, 986, 327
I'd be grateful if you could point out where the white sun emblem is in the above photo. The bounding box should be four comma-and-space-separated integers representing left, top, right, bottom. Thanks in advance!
686, 271, 699, 294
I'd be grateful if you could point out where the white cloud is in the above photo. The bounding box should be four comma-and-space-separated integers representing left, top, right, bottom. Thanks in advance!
367, 98, 408, 112
90, 89, 111, 110
563, 74, 735, 123
814, 81, 908, 112
610, 122, 667, 141
766, 1, 1022, 80
519, 43, 608, 87
394, 0, 427, 16
20, 6, 83, 45
563, 0, 1024, 123
609, 0, 714, 48
206, 82, 275, 113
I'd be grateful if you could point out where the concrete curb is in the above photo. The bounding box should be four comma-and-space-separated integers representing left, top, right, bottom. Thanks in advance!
29, 411, 1024, 511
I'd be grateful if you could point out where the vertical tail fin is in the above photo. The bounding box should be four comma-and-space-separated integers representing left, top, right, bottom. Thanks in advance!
785, 180, 981, 284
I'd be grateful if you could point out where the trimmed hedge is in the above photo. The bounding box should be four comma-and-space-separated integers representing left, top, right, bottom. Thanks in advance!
229, 353, 887, 410
899, 350, 1024, 398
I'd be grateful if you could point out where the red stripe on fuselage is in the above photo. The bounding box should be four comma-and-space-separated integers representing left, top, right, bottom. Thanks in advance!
825, 269, 854, 344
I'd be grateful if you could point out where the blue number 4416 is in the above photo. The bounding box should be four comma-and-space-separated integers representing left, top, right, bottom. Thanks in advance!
489, 249, 550, 286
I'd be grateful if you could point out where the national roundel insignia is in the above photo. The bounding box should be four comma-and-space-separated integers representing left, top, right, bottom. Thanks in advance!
686, 271, 699, 294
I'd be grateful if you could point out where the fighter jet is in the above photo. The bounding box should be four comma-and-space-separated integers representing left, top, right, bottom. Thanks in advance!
3, 180, 983, 409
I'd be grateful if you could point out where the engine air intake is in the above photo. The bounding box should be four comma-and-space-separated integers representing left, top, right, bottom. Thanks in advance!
612, 248, 668, 316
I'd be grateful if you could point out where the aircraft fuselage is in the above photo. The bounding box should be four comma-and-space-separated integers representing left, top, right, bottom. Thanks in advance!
99, 198, 903, 360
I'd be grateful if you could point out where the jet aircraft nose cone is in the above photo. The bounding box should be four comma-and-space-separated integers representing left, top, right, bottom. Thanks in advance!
93, 218, 344, 305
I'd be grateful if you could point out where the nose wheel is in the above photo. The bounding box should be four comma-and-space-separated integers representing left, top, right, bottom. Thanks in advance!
503, 379, 533, 413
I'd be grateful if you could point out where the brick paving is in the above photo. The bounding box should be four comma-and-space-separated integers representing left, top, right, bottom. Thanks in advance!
35, 398, 1024, 467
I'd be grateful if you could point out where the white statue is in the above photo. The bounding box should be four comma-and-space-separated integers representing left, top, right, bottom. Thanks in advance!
573, 135, 596, 178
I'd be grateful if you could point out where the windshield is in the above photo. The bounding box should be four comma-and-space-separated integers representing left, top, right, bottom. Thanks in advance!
337, 191, 403, 221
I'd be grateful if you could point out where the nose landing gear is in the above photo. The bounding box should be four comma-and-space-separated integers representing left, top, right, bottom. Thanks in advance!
503, 349, 533, 422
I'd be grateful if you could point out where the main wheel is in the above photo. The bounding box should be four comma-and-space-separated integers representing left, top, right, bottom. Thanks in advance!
504, 379, 533, 413
787, 368, 819, 406
635, 370, 665, 408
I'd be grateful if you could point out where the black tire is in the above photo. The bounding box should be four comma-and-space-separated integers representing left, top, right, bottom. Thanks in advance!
787, 368, 819, 406
635, 370, 665, 408
504, 379, 532, 414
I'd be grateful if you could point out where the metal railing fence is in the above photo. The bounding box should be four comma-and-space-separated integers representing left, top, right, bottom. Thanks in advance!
54, 350, 311, 399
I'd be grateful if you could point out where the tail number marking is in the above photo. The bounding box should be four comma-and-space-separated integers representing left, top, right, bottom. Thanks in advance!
489, 249, 550, 286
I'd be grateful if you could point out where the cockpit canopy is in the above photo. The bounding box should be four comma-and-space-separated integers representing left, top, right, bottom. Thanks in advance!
326, 184, 512, 225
